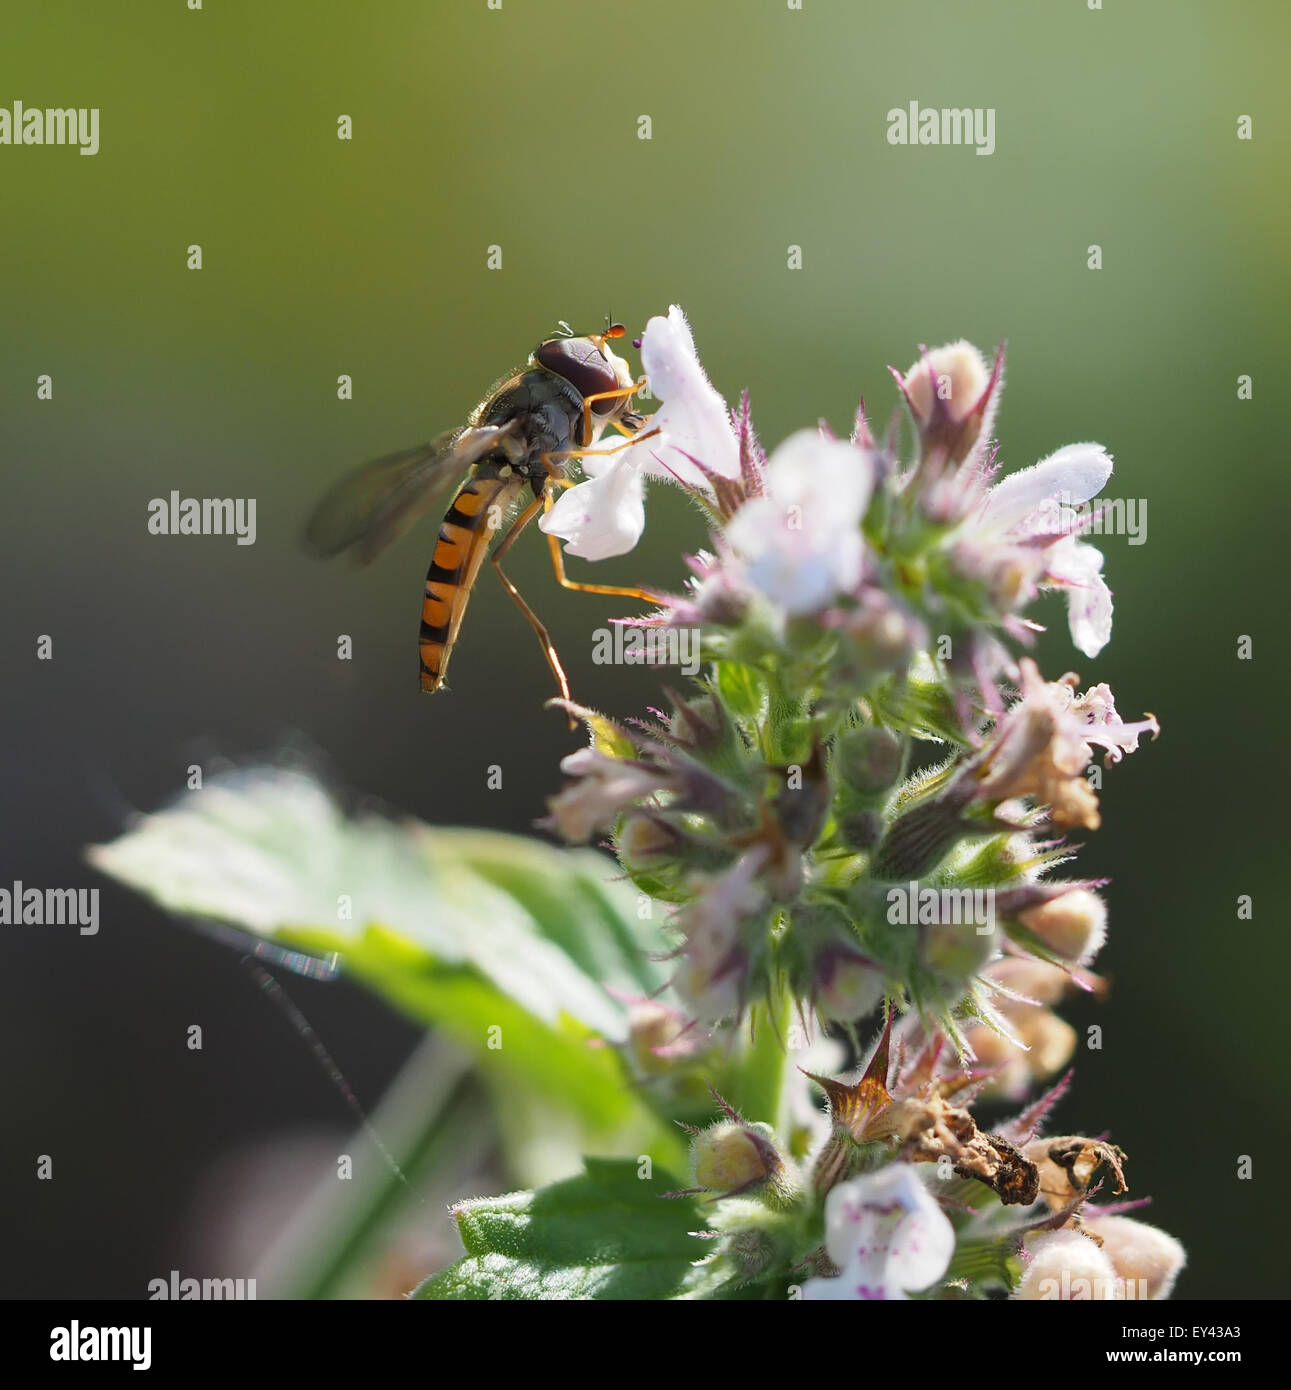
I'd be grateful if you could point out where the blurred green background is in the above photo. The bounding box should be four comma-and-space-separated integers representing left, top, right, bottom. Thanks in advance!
1, 0, 1287, 1298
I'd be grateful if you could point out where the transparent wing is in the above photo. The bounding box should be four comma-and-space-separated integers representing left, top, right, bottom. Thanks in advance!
303, 422, 518, 566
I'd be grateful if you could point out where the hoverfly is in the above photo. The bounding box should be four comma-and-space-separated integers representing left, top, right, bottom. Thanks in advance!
304, 322, 659, 701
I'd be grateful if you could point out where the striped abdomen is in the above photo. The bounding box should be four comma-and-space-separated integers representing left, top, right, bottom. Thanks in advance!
419, 473, 524, 692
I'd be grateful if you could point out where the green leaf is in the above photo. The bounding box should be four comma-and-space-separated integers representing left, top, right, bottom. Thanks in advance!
440, 829, 661, 996
414, 1158, 713, 1300
86, 768, 679, 1144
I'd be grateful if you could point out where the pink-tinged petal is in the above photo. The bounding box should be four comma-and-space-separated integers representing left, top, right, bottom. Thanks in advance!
538, 457, 646, 560
981, 443, 1114, 532
638, 306, 739, 485
1066, 573, 1113, 658
800, 1275, 905, 1301
543, 747, 675, 843
725, 432, 874, 615
969, 657, 1157, 829
670, 851, 766, 1024
638, 305, 700, 399
899, 340, 992, 427
1012, 1229, 1120, 1300
1046, 537, 1113, 657
762, 430, 875, 519
729, 503, 862, 615
1067, 680, 1160, 762
1085, 1215, 1186, 1300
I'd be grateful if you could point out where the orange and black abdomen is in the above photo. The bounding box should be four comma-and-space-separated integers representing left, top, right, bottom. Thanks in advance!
419, 473, 522, 692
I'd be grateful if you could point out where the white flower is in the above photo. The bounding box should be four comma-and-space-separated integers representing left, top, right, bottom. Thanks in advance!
969, 442, 1116, 657
543, 748, 672, 843
800, 1165, 955, 1300
670, 849, 765, 1024
978, 443, 1112, 534
1012, 1228, 1120, 1300
539, 305, 738, 560
1086, 1214, 1186, 1300
536, 450, 647, 564
724, 431, 875, 616
973, 657, 1159, 831
1045, 533, 1113, 660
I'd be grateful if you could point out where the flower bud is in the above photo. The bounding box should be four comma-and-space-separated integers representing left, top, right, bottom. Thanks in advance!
617, 814, 736, 902
903, 342, 990, 427
693, 567, 752, 627
814, 944, 886, 1024
835, 726, 904, 797
666, 692, 724, 750
670, 853, 764, 1024
723, 1227, 779, 1283
626, 1000, 700, 1075
770, 741, 831, 850
965, 1007, 1077, 1100
618, 811, 684, 869
1018, 889, 1107, 964
964, 1032, 1030, 1100
691, 1119, 792, 1202
672, 948, 746, 1025
838, 809, 884, 850
897, 340, 1000, 467
1086, 1215, 1186, 1300
828, 591, 927, 688
869, 785, 973, 881
1012, 1228, 1119, 1300
921, 914, 997, 991
988, 957, 1070, 1004
1018, 1009, 1079, 1075
956, 959, 1079, 1094
785, 906, 884, 1025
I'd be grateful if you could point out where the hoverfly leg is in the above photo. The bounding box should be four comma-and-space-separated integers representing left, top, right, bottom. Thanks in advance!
489, 496, 577, 727
577, 376, 650, 446
539, 426, 660, 482
537, 482, 669, 608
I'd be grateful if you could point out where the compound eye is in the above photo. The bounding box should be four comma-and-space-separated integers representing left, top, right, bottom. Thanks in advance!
535, 337, 621, 411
